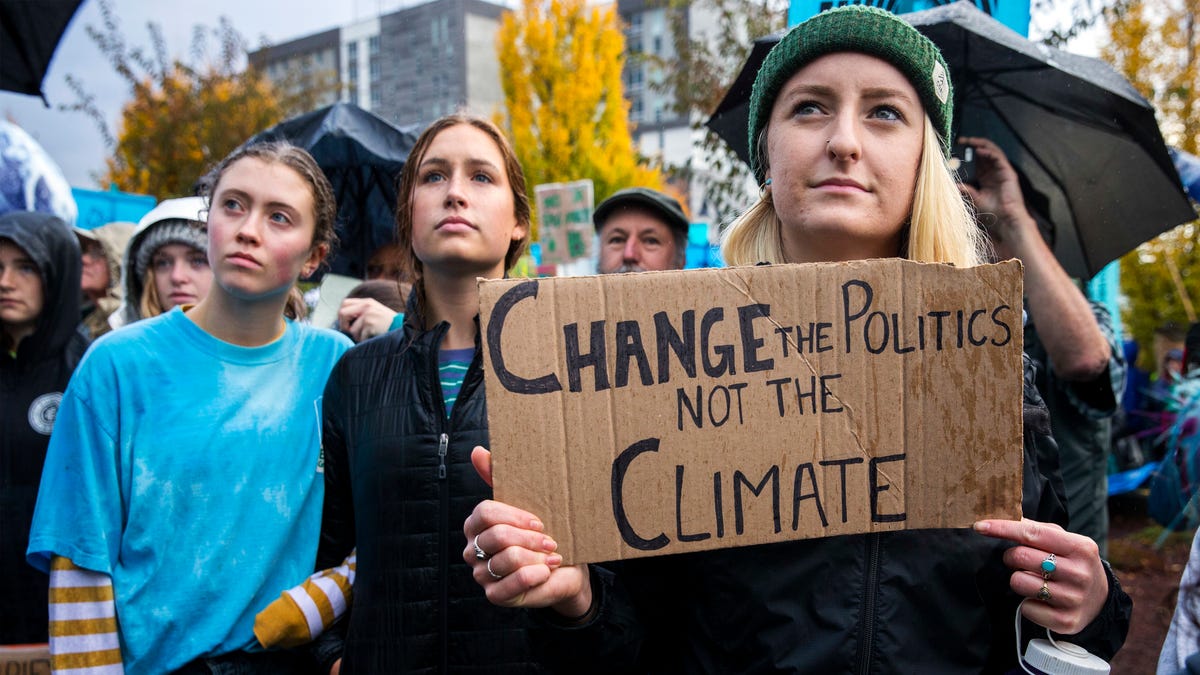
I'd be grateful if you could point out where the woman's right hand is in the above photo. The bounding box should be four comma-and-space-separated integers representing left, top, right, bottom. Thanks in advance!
464, 446, 594, 619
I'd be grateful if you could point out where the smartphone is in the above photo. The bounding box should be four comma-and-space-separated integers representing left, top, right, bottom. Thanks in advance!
952, 144, 977, 184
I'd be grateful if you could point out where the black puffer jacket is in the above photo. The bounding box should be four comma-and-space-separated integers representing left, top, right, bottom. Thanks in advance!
532, 356, 1132, 674
1, 212, 88, 643
316, 296, 542, 674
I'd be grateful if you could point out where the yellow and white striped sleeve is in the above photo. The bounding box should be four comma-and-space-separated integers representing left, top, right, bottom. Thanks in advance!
48, 556, 124, 674
254, 548, 356, 648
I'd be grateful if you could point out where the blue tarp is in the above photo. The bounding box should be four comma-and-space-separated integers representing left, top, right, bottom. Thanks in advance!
1108, 460, 1159, 497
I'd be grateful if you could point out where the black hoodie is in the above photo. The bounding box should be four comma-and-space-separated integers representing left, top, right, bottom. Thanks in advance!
0, 211, 89, 643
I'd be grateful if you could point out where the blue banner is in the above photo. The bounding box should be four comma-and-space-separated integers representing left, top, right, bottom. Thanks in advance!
788, 0, 1031, 37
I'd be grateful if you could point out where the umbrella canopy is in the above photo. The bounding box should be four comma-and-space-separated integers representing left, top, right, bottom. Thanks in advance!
0, 120, 77, 225
706, 1, 1197, 280
0, 0, 84, 99
242, 102, 419, 280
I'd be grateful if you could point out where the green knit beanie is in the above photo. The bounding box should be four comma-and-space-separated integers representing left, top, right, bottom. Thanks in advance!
748, 5, 953, 182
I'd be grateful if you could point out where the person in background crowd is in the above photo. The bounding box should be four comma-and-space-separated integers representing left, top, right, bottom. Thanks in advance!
335, 242, 414, 343
1, 212, 88, 646
594, 187, 689, 274
312, 113, 542, 673
1111, 338, 1152, 471
336, 279, 408, 344
464, 7, 1131, 672
76, 220, 134, 339
364, 241, 406, 282
110, 196, 211, 329
1159, 528, 1200, 674
27, 142, 351, 673
957, 136, 1126, 558
1156, 324, 1200, 674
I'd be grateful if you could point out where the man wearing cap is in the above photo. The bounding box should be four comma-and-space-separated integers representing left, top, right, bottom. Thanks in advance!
594, 187, 689, 274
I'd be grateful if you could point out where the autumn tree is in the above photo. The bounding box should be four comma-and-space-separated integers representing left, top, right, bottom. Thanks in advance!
64, 0, 336, 199
647, 0, 785, 228
497, 0, 662, 231
1098, 0, 1200, 367
1030, 0, 1131, 47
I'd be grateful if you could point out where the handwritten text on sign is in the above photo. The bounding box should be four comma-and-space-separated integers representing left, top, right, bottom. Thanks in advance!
479, 259, 1025, 564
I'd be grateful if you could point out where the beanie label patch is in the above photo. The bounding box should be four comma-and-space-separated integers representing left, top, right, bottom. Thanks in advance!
932, 61, 950, 106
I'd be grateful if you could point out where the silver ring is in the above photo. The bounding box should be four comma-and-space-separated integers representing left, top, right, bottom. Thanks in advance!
473, 534, 487, 560
486, 558, 503, 580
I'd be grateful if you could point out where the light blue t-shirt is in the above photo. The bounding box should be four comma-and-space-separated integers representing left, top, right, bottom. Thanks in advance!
28, 307, 351, 674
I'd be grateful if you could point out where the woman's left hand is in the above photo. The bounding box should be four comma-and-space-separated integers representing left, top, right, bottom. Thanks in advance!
974, 518, 1108, 634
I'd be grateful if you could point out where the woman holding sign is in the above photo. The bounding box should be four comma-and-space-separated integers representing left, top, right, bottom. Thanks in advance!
311, 114, 543, 673
463, 6, 1131, 672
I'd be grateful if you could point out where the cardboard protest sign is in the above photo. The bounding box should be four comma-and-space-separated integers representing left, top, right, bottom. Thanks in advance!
480, 259, 1025, 564
0, 644, 50, 674
535, 180, 594, 265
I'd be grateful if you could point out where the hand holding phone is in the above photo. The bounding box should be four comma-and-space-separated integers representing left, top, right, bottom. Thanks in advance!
952, 144, 977, 184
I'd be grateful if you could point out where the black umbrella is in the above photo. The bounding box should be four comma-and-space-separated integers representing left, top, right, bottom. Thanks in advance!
0, 0, 84, 100
706, 1, 1197, 280
243, 101, 419, 280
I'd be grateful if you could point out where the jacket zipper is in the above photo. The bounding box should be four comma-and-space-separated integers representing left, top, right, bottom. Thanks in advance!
431, 321, 452, 674
438, 432, 448, 479
855, 533, 881, 674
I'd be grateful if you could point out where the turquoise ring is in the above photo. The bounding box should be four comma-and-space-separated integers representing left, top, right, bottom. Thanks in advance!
1040, 553, 1057, 579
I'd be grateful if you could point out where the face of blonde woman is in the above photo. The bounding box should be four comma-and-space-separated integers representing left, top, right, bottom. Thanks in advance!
765, 52, 925, 265
151, 243, 212, 309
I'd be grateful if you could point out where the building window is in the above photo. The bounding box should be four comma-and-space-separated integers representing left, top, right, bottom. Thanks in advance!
629, 12, 642, 32
369, 35, 380, 55
348, 41, 358, 60
627, 67, 643, 90
631, 97, 643, 122
370, 60, 381, 80
431, 15, 450, 44
652, 34, 662, 55
371, 85, 382, 109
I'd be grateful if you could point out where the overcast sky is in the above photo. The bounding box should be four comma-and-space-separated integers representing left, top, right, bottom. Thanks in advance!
2, 0, 1102, 188
0, 0, 411, 186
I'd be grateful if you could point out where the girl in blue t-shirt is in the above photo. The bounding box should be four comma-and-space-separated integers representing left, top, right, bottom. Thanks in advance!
28, 142, 352, 674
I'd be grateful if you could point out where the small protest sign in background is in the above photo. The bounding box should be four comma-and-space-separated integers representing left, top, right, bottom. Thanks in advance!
480, 259, 1025, 564
534, 179, 594, 265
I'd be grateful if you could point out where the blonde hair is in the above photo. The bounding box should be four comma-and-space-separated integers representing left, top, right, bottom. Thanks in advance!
722, 116, 987, 268
139, 268, 166, 320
